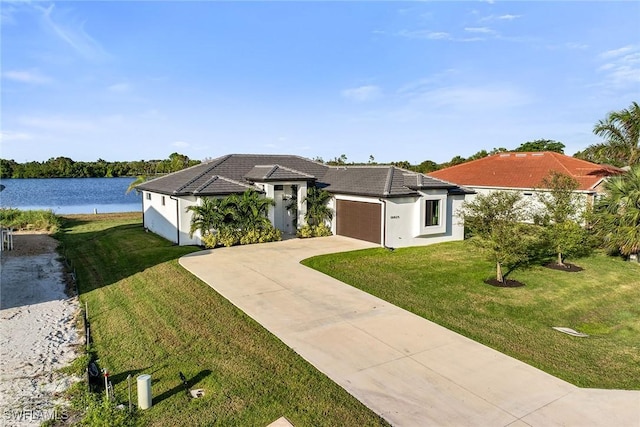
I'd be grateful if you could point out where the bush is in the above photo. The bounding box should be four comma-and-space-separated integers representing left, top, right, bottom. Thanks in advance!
203, 226, 281, 248
0, 208, 61, 232
297, 224, 333, 238
201, 233, 218, 249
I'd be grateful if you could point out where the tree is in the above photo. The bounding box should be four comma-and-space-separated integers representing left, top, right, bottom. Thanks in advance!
227, 189, 274, 230
592, 166, 640, 259
304, 187, 333, 226
514, 139, 565, 153
187, 197, 233, 237
416, 160, 439, 173
126, 175, 148, 194
327, 154, 348, 166
390, 160, 412, 170
534, 171, 591, 266
592, 101, 640, 166
459, 191, 540, 283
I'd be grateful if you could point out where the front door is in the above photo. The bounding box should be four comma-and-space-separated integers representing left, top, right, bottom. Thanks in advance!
274, 187, 294, 234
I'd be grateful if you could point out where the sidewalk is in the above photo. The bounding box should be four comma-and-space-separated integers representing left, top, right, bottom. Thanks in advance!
180, 236, 640, 426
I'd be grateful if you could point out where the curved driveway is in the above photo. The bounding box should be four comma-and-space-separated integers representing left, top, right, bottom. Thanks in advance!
180, 236, 639, 426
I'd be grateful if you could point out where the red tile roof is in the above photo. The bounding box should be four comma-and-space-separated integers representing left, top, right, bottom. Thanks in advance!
427, 152, 624, 191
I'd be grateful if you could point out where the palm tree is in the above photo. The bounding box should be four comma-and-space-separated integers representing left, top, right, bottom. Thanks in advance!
187, 197, 233, 237
226, 190, 274, 230
304, 187, 333, 226
593, 166, 640, 259
126, 175, 148, 194
593, 101, 640, 166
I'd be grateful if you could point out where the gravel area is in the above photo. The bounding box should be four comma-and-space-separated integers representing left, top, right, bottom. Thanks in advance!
0, 233, 80, 426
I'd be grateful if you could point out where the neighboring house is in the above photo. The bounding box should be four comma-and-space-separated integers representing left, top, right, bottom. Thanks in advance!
136, 154, 473, 248
427, 151, 625, 213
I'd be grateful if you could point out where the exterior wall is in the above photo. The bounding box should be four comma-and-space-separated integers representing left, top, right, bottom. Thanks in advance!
142, 191, 179, 244
177, 196, 200, 246
383, 190, 465, 248
142, 191, 201, 245
330, 191, 465, 248
465, 186, 593, 220
259, 181, 308, 234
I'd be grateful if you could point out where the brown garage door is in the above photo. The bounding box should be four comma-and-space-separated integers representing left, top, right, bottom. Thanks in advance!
336, 200, 381, 244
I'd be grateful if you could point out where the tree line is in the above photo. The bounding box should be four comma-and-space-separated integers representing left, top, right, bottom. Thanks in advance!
319, 139, 567, 173
0, 152, 200, 179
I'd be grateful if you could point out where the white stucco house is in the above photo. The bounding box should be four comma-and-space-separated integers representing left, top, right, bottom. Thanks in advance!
136, 154, 473, 248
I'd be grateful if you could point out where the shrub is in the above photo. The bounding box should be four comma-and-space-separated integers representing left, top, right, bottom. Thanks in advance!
297, 224, 333, 238
0, 208, 61, 232
201, 233, 218, 249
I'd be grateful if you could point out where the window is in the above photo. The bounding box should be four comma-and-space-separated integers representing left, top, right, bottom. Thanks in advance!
146, 193, 151, 200
425, 200, 440, 226
161, 196, 165, 206
274, 185, 284, 191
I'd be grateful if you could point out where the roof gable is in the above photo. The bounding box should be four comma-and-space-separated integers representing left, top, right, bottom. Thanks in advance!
427, 151, 625, 191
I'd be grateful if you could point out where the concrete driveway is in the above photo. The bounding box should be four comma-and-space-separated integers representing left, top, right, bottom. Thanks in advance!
180, 236, 640, 427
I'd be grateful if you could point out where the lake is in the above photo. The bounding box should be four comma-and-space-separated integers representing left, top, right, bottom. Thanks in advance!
0, 177, 142, 214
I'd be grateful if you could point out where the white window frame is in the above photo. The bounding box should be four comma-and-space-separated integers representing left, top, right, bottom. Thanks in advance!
419, 194, 447, 235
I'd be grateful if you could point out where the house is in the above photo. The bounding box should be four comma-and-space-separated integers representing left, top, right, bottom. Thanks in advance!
136, 154, 473, 248
427, 151, 625, 213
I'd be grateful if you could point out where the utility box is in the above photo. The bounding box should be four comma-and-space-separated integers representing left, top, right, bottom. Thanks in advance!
137, 374, 152, 409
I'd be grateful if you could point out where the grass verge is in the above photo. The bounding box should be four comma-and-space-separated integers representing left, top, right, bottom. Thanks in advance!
57, 213, 388, 426
302, 241, 640, 390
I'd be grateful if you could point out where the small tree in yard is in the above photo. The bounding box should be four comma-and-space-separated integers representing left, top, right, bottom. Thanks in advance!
534, 171, 593, 267
459, 191, 541, 283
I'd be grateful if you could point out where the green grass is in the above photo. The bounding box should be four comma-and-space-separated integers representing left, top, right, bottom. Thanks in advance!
58, 213, 388, 426
302, 241, 640, 390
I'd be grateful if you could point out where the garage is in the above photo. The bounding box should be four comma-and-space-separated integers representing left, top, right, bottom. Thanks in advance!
336, 200, 382, 244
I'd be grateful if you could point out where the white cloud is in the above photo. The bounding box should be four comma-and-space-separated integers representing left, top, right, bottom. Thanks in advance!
398, 29, 451, 40
108, 83, 131, 93
406, 84, 532, 112
498, 14, 521, 21
172, 141, 190, 148
479, 14, 521, 23
597, 46, 640, 88
565, 42, 588, 50
0, 131, 33, 142
341, 85, 382, 102
464, 27, 496, 35
36, 3, 110, 61
600, 45, 634, 59
2, 69, 52, 84
18, 115, 96, 132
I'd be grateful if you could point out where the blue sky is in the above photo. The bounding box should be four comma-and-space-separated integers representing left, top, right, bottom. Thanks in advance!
1, 1, 639, 164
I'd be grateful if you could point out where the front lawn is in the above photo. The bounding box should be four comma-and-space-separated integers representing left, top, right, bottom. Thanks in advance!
58, 214, 388, 426
301, 241, 640, 389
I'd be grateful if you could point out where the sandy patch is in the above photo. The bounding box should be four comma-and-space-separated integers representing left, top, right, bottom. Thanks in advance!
0, 233, 80, 426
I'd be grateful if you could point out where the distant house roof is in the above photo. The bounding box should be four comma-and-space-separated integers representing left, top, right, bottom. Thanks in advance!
137, 154, 468, 198
427, 151, 625, 191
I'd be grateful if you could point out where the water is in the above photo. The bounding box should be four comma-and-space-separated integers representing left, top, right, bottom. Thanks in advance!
0, 177, 142, 214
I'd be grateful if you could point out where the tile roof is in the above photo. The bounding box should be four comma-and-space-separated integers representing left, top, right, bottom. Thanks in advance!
137, 154, 466, 198
427, 151, 625, 191
244, 165, 316, 182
